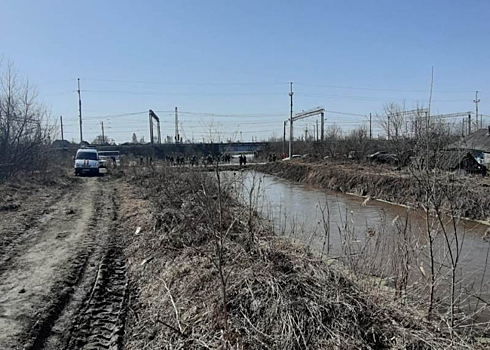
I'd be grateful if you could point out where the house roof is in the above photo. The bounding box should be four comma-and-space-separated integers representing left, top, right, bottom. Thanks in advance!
438, 150, 477, 170
448, 128, 490, 153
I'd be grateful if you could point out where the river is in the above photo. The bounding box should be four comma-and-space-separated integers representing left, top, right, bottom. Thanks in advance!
226, 170, 490, 318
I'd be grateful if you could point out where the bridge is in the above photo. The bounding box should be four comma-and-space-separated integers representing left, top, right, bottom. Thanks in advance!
217, 142, 267, 154
51, 141, 268, 157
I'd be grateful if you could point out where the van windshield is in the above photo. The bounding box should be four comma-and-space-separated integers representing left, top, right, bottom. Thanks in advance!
76, 152, 98, 160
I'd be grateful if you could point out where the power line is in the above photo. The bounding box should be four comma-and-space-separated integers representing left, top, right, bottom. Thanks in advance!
295, 82, 477, 93
80, 89, 285, 96
83, 111, 148, 120
80, 78, 289, 86
297, 92, 469, 103
77, 78, 477, 93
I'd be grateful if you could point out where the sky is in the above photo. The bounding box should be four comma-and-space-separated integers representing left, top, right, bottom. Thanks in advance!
2, 0, 490, 143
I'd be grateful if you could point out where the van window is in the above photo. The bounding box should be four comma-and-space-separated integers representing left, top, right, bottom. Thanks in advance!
76, 152, 98, 160
99, 151, 119, 157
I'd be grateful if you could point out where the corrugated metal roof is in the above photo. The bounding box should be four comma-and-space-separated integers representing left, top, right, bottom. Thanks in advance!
448, 128, 490, 153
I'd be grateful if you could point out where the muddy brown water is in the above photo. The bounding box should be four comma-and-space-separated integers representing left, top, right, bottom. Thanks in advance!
227, 170, 490, 318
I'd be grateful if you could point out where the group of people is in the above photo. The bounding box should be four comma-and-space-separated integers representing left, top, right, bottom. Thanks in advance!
137, 152, 259, 167
165, 155, 186, 165
238, 154, 247, 166
163, 153, 236, 167
268, 153, 277, 162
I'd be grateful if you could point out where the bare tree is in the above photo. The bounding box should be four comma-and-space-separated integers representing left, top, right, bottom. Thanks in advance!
376, 103, 426, 166
0, 62, 54, 180
323, 124, 343, 157
203, 120, 228, 144
345, 125, 370, 159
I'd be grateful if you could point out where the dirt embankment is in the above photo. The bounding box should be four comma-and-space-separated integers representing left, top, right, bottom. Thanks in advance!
118, 167, 479, 349
253, 161, 490, 222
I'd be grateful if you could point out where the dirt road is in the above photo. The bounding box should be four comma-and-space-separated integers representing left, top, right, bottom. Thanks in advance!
0, 176, 127, 350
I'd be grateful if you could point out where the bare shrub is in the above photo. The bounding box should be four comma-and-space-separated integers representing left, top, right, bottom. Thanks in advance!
0, 62, 54, 180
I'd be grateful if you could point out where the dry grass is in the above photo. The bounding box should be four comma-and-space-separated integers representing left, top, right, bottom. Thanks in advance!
118, 167, 485, 349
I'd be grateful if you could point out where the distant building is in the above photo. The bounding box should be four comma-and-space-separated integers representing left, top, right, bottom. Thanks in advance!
438, 150, 483, 174
412, 149, 484, 175
51, 139, 71, 149
448, 127, 490, 165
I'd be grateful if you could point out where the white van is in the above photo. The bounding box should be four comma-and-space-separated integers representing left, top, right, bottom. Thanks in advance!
74, 148, 99, 175
98, 151, 120, 167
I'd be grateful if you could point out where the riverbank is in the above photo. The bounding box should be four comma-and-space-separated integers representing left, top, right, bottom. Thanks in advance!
117, 167, 485, 349
253, 160, 490, 222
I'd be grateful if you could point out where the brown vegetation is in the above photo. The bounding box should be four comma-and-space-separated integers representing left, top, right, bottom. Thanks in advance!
0, 62, 55, 181
118, 167, 485, 349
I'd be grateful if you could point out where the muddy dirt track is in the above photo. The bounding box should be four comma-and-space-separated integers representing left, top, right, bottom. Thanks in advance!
0, 175, 127, 350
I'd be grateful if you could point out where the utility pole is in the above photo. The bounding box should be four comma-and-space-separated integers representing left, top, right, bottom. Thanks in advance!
289, 82, 293, 158
316, 120, 319, 141
282, 120, 287, 156
60, 116, 64, 141
101, 121, 105, 144
156, 119, 161, 145
387, 115, 391, 140
369, 113, 372, 139
174, 107, 179, 143
149, 110, 154, 145
77, 78, 83, 144
473, 91, 480, 129
305, 127, 308, 141
468, 113, 471, 135
320, 112, 324, 141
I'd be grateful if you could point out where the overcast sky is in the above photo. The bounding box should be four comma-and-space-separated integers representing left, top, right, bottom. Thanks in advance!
2, 0, 489, 143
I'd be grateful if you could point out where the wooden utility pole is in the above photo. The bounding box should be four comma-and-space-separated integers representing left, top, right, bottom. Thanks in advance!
468, 113, 471, 135
289, 82, 294, 158
77, 78, 83, 144
387, 115, 391, 140
101, 121, 105, 144
60, 116, 64, 141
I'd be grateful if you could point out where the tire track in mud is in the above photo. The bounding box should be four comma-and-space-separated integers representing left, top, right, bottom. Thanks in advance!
67, 243, 128, 350
22, 186, 109, 350
0, 177, 128, 350
34, 184, 128, 350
